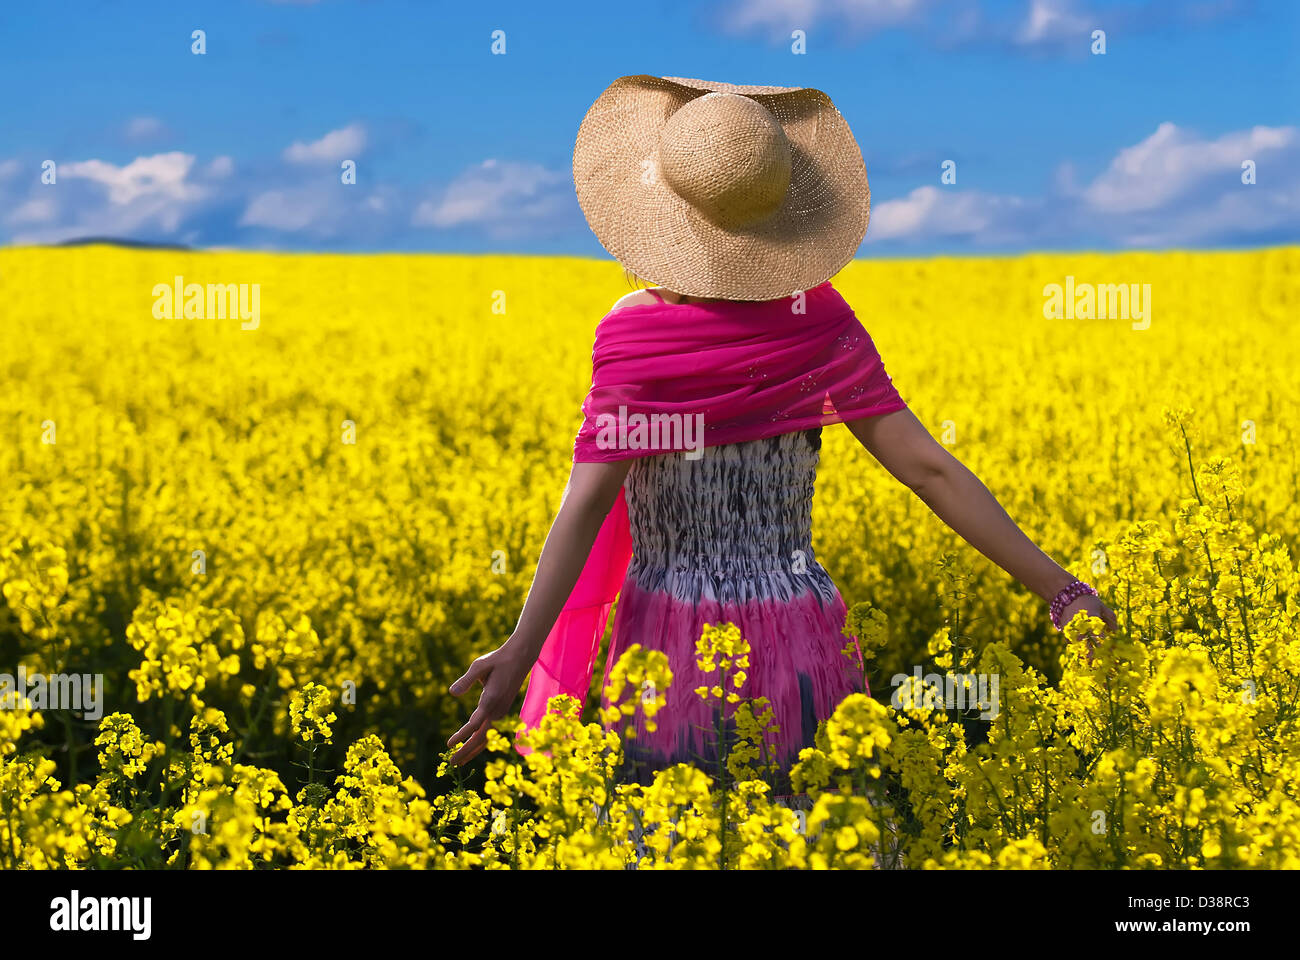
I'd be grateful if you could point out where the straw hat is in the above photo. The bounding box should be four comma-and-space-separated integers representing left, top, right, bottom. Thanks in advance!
572, 75, 869, 302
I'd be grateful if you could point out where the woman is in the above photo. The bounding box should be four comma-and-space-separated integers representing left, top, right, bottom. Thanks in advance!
447, 75, 1116, 790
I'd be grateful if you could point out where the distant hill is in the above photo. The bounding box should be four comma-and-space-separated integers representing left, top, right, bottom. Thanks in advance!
56, 237, 192, 251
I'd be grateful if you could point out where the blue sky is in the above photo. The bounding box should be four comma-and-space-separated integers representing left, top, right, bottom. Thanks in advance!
1, 0, 1296, 255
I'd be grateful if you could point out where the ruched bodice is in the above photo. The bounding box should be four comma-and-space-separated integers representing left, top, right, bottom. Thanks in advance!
622, 429, 840, 606
603, 426, 864, 790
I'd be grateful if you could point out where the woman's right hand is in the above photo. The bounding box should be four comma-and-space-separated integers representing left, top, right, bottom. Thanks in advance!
443, 460, 630, 766
445, 639, 536, 765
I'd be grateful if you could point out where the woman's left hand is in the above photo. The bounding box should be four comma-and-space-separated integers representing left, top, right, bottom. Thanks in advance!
1059, 594, 1118, 664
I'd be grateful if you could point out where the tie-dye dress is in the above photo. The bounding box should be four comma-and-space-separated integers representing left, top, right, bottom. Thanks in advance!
598, 425, 867, 800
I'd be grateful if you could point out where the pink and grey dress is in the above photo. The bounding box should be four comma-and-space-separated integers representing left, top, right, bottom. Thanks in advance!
515, 281, 907, 799
600, 426, 867, 791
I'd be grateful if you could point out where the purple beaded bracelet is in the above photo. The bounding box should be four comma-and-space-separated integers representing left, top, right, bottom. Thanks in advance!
1050, 580, 1098, 630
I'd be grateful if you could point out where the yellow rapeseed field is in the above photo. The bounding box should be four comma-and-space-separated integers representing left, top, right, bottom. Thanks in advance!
1, 245, 1297, 868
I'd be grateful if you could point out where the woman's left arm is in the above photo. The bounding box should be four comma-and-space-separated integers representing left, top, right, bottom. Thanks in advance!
845, 409, 1117, 649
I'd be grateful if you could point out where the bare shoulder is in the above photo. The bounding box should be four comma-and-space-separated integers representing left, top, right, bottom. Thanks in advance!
609, 288, 661, 311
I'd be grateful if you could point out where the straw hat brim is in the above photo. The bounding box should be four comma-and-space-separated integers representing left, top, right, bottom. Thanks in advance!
573, 75, 870, 302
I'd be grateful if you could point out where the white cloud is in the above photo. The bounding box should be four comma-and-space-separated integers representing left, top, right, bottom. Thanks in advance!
4, 152, 212, 244
240, 188, 332, 232
866, 185, 1032, 242
0, 134, 390, 246
123, 115, 167, 142
721, 0, 930, 35
1015, 0, 1091, 46
413, 159, 569, 235
1082, 122, 1297, 213
60, 152, 204, 207
6, 196, 57, 226
864, 122, 1300, 248
716, 0, 1245, 51
1119, 182, 1300, 247
283, 124, 366, 164
207, 156, 235, 178
238, 181, 400, 239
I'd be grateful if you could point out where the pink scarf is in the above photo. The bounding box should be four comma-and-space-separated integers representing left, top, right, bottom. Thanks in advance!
515, 281, 906, 752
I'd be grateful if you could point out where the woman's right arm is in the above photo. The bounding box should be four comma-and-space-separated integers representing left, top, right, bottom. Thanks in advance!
446, 459, 631, 764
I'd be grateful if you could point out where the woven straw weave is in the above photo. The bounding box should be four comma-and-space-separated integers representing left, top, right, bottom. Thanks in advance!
573, 75, 870, 301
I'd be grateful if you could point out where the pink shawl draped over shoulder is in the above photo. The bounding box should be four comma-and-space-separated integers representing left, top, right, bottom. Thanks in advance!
515, 281, 907, 753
